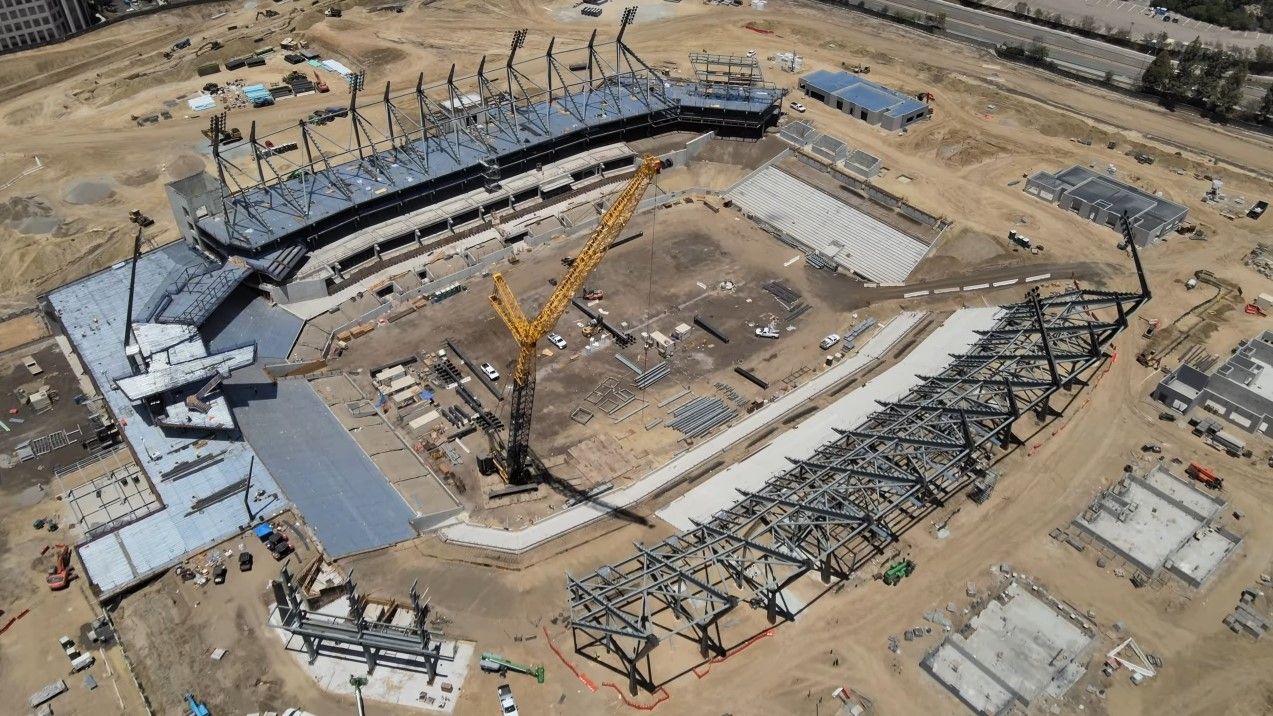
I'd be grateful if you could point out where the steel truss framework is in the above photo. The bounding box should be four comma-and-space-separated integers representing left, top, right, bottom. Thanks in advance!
567, 219, 1151, 694
202, 19, 782, 257
269, 564, 451, 680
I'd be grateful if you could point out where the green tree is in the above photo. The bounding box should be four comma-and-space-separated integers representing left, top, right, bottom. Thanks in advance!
1256, 45, 1273, 65
1079, 15, 1097, 32
1258, 84, 1273, 123
1210, 63, 1248, 118
1194, 50, 1231, 104
1170, 37, 1205, 97
1013, 1, 1028, 13
1141, 50, 1174, 93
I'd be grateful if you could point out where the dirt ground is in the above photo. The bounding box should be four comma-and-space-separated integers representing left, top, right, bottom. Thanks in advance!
1, 0, 1271, 713
332, 202, 900, 521
0, 0, 1267, 313
0, 342, 145, 716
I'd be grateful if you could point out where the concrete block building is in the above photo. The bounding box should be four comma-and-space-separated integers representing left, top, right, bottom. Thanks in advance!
0, 0, 91, 51
1154, 330, 1273, 438
797, 69, 931, 131
1025, 165, 1188, 246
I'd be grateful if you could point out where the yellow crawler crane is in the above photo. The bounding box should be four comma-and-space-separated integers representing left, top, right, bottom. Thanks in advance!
487, 155, 665, 484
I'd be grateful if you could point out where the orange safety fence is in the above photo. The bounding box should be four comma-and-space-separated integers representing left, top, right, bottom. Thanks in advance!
691, 628, 777, 679
0, 608, 31, 636
542, 626, 597, 692
602, 683, 672, 711
1027, 349, 1117, 457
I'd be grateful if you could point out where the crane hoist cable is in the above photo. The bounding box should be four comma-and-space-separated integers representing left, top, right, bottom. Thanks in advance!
487, 154, 666, 484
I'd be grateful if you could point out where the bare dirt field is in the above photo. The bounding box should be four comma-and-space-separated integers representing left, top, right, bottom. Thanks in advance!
0, 0, 1271, 714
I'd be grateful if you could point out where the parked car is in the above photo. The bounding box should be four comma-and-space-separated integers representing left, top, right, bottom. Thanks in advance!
789, 101, 807, 113
754, 325, 780, 339
213, 565, 227, 584
819, 334, 841, 350
546, 333, 567, 349
481, 362, 501, 381
238, 552, 254, 572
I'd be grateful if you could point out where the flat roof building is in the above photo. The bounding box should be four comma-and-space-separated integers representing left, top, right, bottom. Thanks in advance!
1025, 165, 1188, 246
0, 0, 92, 52
797, 69, 932, 131
1154, 330, 1273, 438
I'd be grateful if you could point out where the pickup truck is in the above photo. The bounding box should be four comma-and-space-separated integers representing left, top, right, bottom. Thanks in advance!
497, 684, 519, 716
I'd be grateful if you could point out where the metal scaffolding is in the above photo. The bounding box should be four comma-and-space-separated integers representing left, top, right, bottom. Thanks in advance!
566, 218, 1151, 694
269, 563, 453, 680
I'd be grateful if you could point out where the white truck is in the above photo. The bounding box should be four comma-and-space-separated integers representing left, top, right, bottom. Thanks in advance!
497, 684, 519, 716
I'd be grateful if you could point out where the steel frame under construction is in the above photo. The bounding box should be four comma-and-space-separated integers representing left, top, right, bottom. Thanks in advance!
270, 563, 451, 680
179, 18, 782, 276
566, 219, 1151, 694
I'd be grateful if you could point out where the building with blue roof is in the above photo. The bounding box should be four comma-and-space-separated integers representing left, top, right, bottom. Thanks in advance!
797, 69, 932, 131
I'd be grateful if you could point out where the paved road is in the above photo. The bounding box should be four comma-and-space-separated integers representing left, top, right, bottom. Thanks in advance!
981, 0, 1273, 51
843, 0, 1269, 101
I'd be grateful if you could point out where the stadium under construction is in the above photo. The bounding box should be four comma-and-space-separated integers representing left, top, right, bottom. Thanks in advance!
565, 222, 1150, 694
162, 22, 785, 313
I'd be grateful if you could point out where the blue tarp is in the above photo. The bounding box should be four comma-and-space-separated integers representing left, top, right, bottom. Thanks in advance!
253, 523, 274, 538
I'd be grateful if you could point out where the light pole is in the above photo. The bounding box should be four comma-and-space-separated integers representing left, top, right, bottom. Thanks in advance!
350, 675, 368, 716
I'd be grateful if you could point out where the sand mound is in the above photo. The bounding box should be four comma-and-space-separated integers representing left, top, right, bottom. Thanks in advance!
116, 168, 160, 187
0, 196, 62, 235
166, 154, 207, 181
62, 177, 116, 205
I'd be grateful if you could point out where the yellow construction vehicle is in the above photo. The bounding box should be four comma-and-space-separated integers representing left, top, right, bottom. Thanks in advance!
486, 155, 665, 483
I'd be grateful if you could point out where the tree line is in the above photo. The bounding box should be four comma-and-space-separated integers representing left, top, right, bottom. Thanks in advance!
1158, 0, 1273, 34
1141, 38, 1273, 123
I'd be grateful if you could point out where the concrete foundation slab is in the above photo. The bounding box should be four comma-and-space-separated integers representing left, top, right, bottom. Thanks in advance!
923, 581, 1095, 713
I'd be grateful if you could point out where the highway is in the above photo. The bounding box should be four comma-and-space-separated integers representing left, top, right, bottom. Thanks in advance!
825, 0, 1270, 101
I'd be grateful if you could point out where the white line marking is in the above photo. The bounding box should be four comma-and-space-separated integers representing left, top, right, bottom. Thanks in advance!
903, 290, 930, 298
1024, 273, 1053, 282
963, 283, 991, 291
784, 255, 802, 267
992, 279, 1019, 287
933, 287, 960, 294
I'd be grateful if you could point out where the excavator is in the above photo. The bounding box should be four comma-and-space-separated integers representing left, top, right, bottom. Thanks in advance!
46, 544, 73, 591
485, 155, 665, 484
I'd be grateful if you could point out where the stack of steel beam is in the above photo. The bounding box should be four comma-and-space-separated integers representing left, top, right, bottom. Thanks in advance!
667, 397, 736, 439
632, 362, 669, 389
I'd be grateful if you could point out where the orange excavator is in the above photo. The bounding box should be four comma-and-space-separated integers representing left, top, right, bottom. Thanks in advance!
46, 544, 73, 591
1186, 462, 1223, 491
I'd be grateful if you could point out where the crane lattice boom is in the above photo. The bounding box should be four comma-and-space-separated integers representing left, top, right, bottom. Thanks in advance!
487, 154, 663, 483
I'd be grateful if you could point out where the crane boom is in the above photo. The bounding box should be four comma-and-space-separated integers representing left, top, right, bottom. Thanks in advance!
488, 155, 663, 483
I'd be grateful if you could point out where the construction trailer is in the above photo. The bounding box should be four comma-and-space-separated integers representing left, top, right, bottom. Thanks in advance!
566, 216, 1151, 695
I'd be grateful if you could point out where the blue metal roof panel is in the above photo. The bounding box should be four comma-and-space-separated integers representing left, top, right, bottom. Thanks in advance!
832, 82, 900, 113
227, 371, 418, 558
800, 68, 859, 95
885, 97, 929, 118
46, 243, 290, 596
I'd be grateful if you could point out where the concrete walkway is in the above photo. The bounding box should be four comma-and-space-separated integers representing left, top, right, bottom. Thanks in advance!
658, 306, 1002, 529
